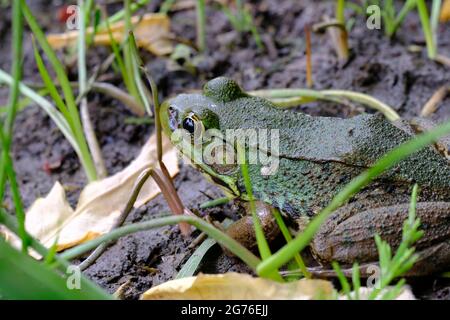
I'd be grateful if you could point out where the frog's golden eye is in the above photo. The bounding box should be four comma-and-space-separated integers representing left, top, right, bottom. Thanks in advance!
182, 113, 204, 140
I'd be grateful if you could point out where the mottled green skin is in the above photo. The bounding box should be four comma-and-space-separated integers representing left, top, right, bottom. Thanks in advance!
163, 77, 450, 215
162, 77, 450, 274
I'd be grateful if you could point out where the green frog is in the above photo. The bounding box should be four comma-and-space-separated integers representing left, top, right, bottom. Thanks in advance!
160, 77, 450, 275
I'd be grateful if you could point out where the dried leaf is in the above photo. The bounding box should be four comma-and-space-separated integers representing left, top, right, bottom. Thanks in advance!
141, 273, 334, 300
24, 133, 178, 250
441, 0, 450, 22
47, 13, 173, 56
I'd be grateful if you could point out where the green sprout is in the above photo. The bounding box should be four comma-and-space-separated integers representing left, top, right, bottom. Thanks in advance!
221, 0, 263, 50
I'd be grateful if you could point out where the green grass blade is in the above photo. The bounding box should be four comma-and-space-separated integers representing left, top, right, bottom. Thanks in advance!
176, 238, 217, 279
196, 0, 206, 52
122, 0, 143, 106
332, 261, 352, 299
0, 69, 81, 160
0, 0, 28, 251
21, 0, 97, 181
129, 32, 152, 115
416, 0, 437, 59
431, 0, 442, 47
238, 143, 282, 281
272, 208, 310, 278
32, 41, 73, 128
0, 238, 112, 300
61, 214, 261, 271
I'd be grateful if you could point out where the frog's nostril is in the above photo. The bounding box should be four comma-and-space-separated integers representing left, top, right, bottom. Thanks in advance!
168, 107, 179, 131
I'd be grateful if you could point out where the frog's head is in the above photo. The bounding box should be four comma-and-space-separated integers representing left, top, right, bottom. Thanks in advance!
161, 77, 247, 197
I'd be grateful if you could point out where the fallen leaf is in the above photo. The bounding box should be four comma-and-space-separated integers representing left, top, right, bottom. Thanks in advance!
24, 133, 178, 250
47, 13, 173, 56
141, 273, 334, 300
441, 0, 450, 22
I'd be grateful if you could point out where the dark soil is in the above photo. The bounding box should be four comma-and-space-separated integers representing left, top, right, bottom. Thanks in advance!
1, 0, 450, 299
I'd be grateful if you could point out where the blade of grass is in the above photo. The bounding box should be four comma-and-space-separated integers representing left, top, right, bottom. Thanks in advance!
129, 31, 153, 116
257, 119, 450, 277
249, 88, 400, 121
196, 0, 206, 52
0, 69, 81, 163
272, 208, 310, 278
199, 196, 231, 209
32, 42, 73, 129
0, 237, 112, 300
0, 203, 112, 298
176, 237, 217, 279
78, 0, 107, 178
21, 0, 97, 181
352, 262, 360, 300
60, 214, 261, 271
0, 129, 29, 251
0, 0, 28, 252
332, 261, 352, 300
431, 0, 442, 47
238, 143, 283, 281
416, 0, 437, 59
123, 0, 144, 108
389, 0, 417, 37
97, 0, 151, 30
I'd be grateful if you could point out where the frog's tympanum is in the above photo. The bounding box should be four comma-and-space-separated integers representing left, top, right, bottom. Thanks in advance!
161, 77, 450, 275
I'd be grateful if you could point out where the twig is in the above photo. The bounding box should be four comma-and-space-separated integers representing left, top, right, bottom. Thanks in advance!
305, 25, 313, 88
421, 85, 450, 116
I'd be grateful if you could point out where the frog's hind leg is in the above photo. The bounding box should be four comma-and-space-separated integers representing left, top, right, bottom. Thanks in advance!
309, 202, 450, 276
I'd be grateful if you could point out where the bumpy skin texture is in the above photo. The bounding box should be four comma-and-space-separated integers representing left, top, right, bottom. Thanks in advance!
162, 77, 450, 274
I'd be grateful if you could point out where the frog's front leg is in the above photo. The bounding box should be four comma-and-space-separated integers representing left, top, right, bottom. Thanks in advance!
310, 201, 450, 276
223, 201, 280, 255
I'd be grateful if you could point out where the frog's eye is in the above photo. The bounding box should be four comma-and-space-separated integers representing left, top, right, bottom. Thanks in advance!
182, 113, 204, 140
182, 117, 195, 133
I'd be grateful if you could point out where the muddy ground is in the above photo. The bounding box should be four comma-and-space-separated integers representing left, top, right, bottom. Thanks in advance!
1, 0, 450, 299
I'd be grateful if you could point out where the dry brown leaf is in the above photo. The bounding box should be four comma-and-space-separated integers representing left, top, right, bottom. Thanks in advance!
141, 273, 334, 300
47, 13, 173, 56
24, 133, 178, 250
442, 0, 450, 22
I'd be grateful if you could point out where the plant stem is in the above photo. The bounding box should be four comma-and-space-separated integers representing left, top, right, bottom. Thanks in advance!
78, 0, 107, 179
305, 25, 313, 88
196, 0, 206, 52
272, 209, 310, 278
0, 0, 28, 251
249, 88, 400, 121
431, 0, 442, 47
336, 0, 345, 24
0, 70, 82, 165
21, 0, 97, 181
417, 0, 437, 59
335, 0, 349, 60
60, 214, 261, 270
0, 209, 113, 299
